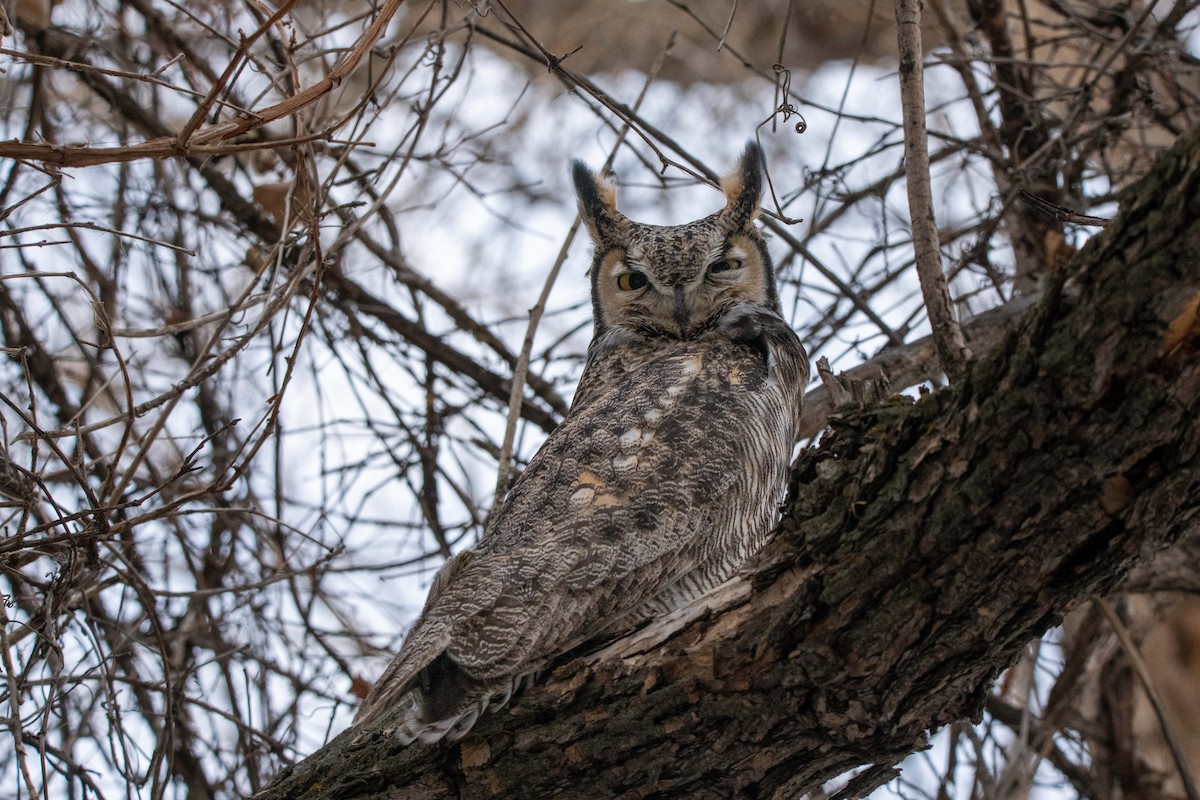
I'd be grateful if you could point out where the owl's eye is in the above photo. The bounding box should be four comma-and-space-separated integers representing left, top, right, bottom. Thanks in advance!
710, 258, 743, 274
616, 271, 648, 291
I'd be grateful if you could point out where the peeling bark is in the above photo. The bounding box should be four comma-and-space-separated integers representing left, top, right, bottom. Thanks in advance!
256, 130, 1200, 800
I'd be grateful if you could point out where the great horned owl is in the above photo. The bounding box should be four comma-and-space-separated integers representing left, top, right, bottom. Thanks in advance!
355, 142, 809, 743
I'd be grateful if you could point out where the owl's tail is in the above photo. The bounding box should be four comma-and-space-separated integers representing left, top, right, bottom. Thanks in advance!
356, 652, 525, 745
382, 692, 484, 745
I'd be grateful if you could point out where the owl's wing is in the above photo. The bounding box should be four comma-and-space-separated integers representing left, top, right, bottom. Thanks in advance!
357, 313, 807, 734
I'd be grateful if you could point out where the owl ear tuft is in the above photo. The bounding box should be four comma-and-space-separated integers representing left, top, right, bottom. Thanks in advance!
572, 161, 625, 244
720, 141, 764, 230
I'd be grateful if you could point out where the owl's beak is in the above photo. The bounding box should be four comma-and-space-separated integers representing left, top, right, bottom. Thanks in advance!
673, 286, 690, 336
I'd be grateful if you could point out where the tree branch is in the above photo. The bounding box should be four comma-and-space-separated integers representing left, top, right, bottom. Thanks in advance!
797, 293, 1038, 440
895, 0, 971, 382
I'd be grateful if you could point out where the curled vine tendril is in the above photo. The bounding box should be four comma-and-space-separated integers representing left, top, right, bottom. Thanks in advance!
772, 64, 807, 134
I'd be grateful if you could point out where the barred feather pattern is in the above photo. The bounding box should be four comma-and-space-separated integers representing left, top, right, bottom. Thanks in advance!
355, 143, 809, 744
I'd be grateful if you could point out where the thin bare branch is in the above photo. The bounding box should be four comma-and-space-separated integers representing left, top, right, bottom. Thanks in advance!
894, 0, 971, 382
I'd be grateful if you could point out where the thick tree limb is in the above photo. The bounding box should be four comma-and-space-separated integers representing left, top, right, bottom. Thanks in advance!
796, 293, 1038, 440
257, 130, 1200, 799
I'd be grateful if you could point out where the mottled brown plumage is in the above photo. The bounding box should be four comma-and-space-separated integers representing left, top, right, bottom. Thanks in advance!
355, 142, 809, 743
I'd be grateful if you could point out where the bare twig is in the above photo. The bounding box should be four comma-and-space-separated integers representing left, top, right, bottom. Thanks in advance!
173, 0, 303, 147
894, 0, 971, 382
1019, 189, 1112, 227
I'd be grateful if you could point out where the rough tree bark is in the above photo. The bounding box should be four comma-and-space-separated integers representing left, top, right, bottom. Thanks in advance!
255, 130, 1200, 800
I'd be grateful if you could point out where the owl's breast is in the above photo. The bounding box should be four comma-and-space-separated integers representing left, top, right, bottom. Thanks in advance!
500, 348, 710, 509
490, 324, 803, 541
451, 315, 807, 684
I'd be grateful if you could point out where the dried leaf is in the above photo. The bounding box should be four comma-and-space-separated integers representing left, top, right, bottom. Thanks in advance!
459, 738, 490, 769
1164, 291, 1200, 358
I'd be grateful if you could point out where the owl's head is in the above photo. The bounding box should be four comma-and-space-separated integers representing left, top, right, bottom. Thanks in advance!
572, 143, 780, 345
